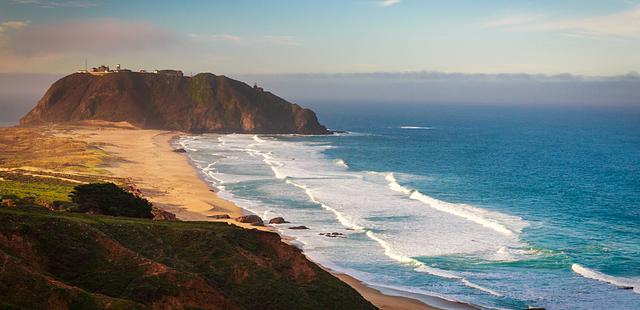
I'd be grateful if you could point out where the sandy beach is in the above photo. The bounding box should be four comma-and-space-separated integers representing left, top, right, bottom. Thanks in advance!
66, 124, 441, 310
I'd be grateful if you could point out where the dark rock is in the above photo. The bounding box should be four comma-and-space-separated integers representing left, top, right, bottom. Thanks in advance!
173, 148, 187, 153
208, 214, 231, 219
289, 226, 309, 230
268, 217, 289, 224
20, 72, 330, 135
151, 206, 179, 221
319, 232, 346, 238
235, 215, 264, 226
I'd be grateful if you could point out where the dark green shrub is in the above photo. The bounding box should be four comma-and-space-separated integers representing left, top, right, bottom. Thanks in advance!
69, 183, 152, 218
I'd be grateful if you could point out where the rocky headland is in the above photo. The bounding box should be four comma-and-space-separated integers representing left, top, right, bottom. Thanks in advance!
20, 71, 329, 134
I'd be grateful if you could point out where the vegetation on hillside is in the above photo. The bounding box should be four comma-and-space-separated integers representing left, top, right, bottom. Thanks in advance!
0, 206, 376, 310
69, 183, 153, 218
0, 126, 111, 174
0, 126, 124, 205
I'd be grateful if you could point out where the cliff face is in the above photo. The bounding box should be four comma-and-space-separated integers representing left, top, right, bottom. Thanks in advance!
0, 207, 376, 310
20, 72, 329, 134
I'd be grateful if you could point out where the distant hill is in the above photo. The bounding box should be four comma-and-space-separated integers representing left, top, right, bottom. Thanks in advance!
20, 72, 329, 134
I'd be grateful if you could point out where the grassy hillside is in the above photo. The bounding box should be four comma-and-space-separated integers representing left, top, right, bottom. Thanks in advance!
0, 206, 376, 310
0, 126, 124, 204
0, 126, 374, 309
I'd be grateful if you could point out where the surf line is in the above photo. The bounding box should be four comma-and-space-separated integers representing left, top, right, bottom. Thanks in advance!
572, 264, 640, 294
246, 135, 502, 297
382, 172, 525, 236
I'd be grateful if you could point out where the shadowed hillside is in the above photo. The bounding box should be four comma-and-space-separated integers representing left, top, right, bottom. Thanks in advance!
20, 72, 329, 134
0, 206, 375, 309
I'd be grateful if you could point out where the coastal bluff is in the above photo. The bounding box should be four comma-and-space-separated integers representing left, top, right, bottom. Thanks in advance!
20, 71, 329, 134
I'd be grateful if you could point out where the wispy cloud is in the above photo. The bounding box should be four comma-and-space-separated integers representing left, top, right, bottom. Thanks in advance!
486, 7, 640, 38
380, 0, 400, 7
189, 33, 299, 46
188, 33, 242, 43
0, 20, 30, 47
8, 0, 96, 8
2, 18, 176, 55
0, 20, 31, 32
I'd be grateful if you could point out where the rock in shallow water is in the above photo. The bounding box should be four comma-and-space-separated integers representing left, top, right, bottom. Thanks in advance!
269, 217, 289, 224
289, 226, 309, 230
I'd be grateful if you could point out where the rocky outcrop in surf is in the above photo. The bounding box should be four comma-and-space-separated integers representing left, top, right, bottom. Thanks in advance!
20, 71, 330, 134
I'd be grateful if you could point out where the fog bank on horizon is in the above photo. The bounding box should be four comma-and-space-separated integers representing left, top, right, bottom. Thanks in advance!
0, 71, 638, 123
239, 72, 640, 106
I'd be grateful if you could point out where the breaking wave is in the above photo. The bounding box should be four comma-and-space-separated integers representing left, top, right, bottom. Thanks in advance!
366, 230, 502, 296
572, 264, 640, 294
400, 126, 433, 130
182, 134, 533, 299
334, 159, 349, 168
383, 173, 526, 236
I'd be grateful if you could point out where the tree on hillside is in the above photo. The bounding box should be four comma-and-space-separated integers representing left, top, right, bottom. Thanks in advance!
69, 183, 153, 218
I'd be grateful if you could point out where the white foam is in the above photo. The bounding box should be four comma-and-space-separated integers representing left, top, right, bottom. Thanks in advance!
252, 135, 266, 143
384, 173, 526, 236
335, 159, 349, 168
366, 230, 502, 296
572, 264, 640, 294
180, 134, 523, 298
400, 126, 433, 130
286, 179, 365, 231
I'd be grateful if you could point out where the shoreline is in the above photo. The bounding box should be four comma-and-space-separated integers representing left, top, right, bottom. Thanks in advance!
72, 125, 448, 310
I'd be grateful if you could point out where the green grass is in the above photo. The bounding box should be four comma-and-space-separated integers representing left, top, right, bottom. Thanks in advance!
0, 179, 75, 203
0, 207, 376, 310
190, 73, 215, 105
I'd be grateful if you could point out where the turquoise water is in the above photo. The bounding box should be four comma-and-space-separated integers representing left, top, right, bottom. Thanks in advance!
180, 104, 640, 309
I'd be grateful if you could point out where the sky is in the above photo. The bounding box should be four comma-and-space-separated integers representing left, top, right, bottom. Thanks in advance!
0, 0, 638, 117
1, 0, 639, 75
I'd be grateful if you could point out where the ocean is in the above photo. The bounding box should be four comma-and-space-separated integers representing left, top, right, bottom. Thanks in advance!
178, 103, 640, 309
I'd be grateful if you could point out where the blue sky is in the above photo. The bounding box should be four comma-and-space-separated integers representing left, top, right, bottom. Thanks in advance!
1, 0, 639, 75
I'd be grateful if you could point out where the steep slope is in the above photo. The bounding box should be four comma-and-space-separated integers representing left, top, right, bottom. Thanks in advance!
0, 206, 375, 310
20, 72, 329, 134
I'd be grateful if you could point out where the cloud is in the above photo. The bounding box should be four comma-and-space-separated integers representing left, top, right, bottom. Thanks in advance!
260, 35, 299, 46
380, 0, 400, 7
189, 33, 299, 46
248, 70, 640, 82
238, 71, 640, 105
188, 33, 242, 43
8, 0, 96, 8
486, 8, 640, 38
2, 18, 176, 56
0, 20, 31, 32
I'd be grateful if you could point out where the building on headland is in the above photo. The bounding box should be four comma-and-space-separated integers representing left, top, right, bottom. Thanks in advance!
78, 63, 181, 76
88, 65, 111, 76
